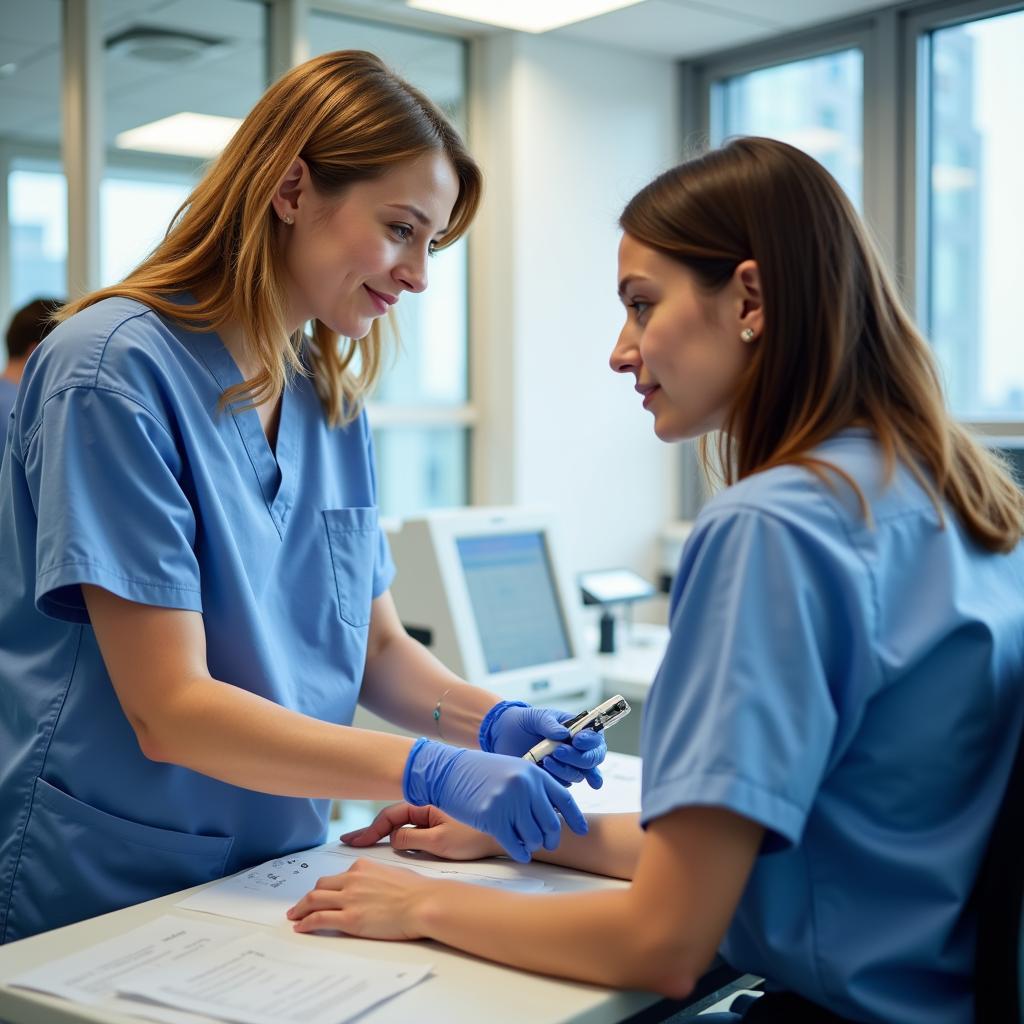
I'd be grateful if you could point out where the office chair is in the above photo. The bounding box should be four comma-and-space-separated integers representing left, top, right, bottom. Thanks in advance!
974, 710, 1024, 1023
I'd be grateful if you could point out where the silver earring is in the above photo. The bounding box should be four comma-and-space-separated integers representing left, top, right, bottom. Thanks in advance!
740, 328, 755, 342
282, 215, 294, 225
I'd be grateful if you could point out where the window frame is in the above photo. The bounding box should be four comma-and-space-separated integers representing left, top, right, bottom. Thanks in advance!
1, 140, 66, 327
302, 4, 478, 509
677, 0, 1024, 521
689, 18, 889, 252
900, 0, 1024, 435
3, 139, 205, 326
14, 0, 478, 515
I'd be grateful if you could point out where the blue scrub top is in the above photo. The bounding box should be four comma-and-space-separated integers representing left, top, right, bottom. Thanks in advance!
641, 430, 1024, 1024
0, 297, 395, 943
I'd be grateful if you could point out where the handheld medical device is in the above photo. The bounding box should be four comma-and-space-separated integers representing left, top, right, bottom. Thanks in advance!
523, 694, 631, 765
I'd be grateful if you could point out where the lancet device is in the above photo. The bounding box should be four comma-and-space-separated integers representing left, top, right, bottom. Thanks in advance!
523, 694, 631, 765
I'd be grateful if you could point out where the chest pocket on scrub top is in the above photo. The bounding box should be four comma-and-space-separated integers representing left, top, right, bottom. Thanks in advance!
323, 507, 378, 627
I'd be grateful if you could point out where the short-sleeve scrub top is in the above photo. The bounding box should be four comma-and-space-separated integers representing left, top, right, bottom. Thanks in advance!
0, 296, 395, 943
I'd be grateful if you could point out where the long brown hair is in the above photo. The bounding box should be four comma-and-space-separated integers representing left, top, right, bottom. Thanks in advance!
59, 50, 483, 426
619, 136, 1023, 554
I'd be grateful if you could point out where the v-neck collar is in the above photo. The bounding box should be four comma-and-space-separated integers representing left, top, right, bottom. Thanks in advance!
188, 321, 299, 539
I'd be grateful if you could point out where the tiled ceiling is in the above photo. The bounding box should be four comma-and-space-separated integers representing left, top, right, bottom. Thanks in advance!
0, 0, 265, 149
556, 0, 899, 54
0, 0, 896, 150
335, 0, 899, 55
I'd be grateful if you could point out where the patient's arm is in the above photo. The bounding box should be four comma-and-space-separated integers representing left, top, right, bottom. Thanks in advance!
342, 802, 641, 880
293, 806, 762, 998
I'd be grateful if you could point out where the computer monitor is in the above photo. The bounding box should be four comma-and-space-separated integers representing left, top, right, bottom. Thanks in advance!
386, 507, 600, 708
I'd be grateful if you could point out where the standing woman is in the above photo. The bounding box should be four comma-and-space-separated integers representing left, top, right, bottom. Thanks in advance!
288, 137, 1024, 1024
0, 51, 604, 944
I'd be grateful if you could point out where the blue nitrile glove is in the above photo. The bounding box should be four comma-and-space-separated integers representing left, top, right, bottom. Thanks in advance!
403, 737, 589, 863
479, 700, 606, 788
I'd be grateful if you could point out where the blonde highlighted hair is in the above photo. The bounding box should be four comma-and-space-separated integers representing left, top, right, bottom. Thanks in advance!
620, 136, 1024, 553
59, 50, 482, 426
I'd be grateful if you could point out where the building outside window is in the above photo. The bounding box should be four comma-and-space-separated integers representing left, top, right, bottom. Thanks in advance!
711, 48, 864, 209
922, 7, 1024, 422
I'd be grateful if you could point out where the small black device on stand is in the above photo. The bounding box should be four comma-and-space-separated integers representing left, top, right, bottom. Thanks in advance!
578, 568, 656, 654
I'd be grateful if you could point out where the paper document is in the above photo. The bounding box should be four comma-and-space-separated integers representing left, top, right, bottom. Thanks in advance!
8, 915, 431, 1024
178, 847, 547, 926
117, 930, 430, 1024
571, 751, 642, 815
323, 844, 549, 891
7, 915, 249, 1024
337, 840, 554, 884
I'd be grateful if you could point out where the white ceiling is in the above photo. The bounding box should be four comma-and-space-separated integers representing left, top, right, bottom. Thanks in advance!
0, 0, 897, 151
554, 0, 900, 55
0, 0, 266, 149
336, 0, 900, 56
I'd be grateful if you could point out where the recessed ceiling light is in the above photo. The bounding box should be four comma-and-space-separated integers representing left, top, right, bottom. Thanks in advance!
406, 0, 644, 34
115, 112, 242, 159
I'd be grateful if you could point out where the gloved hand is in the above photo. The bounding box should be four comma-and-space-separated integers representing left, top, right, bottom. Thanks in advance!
479, 700, 606, 788
403, 737, 588, 863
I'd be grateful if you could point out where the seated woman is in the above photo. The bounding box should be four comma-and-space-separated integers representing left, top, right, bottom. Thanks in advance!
285, 136, 1024, 1024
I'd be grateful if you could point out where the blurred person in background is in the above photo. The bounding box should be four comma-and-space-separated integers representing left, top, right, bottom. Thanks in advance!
0, 297, 61, 452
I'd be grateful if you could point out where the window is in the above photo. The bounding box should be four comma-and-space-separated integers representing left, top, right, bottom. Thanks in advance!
102, 0, 267, 284
1, 0, 63, 336
373, 426, 468, 519
8, 161, 66, 313
307, 11, 472, 516
711, 48, 864, 209
1, 1, 474, 513
680, 43, 866, 515
921, 8, 1024, 421
678, 2, 1024, 524
101, 169, 192, 285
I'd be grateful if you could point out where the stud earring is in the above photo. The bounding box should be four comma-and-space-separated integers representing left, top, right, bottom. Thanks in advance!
282, 215, 294, 225
740, 328, 756, 342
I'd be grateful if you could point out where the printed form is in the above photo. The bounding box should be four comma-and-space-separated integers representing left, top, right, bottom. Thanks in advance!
8, 915, 430, 1024
117, 930, 430, 1024
9, 915, 249, 1023
177, 845, 547, 927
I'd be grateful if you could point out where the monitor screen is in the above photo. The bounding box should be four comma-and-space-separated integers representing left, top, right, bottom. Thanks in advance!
456, 531, 573, 673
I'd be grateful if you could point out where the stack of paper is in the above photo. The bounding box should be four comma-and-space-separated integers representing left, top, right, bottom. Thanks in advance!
9, 915, 430, 1024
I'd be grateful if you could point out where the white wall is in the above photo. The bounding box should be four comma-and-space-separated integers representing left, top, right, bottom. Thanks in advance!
469, 32, 680, 581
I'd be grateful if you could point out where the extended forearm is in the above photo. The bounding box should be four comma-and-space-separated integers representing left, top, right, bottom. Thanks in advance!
530, 812, 641, 879
360, 632, 498, 746
142, 674, 415, 799
414, 885, 686, 993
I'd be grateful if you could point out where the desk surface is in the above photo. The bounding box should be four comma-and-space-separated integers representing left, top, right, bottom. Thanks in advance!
0, 780, 658, 1024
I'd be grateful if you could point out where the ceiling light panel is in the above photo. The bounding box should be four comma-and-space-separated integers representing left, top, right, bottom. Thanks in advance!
115, 112, 242, 159
406, 0, 644, 33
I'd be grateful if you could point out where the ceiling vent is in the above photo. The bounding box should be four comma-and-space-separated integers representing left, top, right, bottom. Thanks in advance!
105, 26, 227, 64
